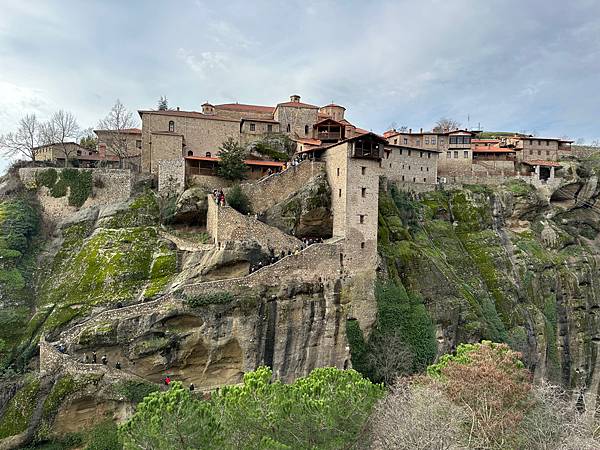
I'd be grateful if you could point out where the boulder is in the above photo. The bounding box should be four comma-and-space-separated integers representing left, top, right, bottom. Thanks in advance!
173, 187, 209, 225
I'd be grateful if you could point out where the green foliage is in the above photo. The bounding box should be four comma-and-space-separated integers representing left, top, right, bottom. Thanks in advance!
42, 375, 76, 418
86, 420, 123, 450
120, 367, 383, 449
217, 137, 247, 181
186, 291, 234, 308
120, 382, 222, 450
79, 135, 98, 151
427, 340, 525, 378
103, 191, 160, 228
37, 168, 93, 207
0, 377, 40, 439
36, 169, 57, 189
114, 380, 160, 404
345, 319, 369, 374
226, 184, 251, 214
252, 134, 294, 161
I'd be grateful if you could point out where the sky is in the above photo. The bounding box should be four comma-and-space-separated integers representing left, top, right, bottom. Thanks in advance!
1, 0, 600, 173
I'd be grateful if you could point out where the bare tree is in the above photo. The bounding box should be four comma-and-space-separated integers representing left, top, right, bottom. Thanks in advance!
366, 332, 413, 385
576, 138, 585, 145
367, 380, 467, 449
97, 100, 138, 168
42, 110, 80, 166
433, 118, 461, 133
0, 114, 44, 161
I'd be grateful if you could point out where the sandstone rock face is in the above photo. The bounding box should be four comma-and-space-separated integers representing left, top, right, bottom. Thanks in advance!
173, 187, 209, 225
260, 171, 333, 238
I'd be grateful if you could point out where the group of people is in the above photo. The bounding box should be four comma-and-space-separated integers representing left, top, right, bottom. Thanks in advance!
163, 376, 195, 392
264, 154, 310, 179
212, 189, 225, 206
81, 351, 121, 370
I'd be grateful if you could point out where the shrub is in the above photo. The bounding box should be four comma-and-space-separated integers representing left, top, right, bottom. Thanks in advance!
36, 169, 57, 189
114, 380, 160, 404
227, 184, 251, 215
217, 138, 247, 181
86, 420, 122, 450
186, 291, 234, 308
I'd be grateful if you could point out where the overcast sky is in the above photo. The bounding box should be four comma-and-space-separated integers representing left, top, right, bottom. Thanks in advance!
1, 0, 600, 173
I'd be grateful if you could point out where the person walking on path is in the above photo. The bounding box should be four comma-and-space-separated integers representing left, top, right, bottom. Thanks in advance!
101, 354, 107, 365
92, 352, 97, 364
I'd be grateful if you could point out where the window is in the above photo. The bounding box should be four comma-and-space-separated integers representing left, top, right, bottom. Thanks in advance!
338, 189, 342, 197
136, 140, 142, 149
425, 137, 429, 144
408, 150, 412, 156
447, 151, 452, 158
250, 123, 256, 131
389, 163, 392, 168
267, 124, 273, 133
399, 149, 403, 155
538, 140, 541, 145
546, 140, 550, 146
431, 137, 436, 145
286, 124, 291, 132
187, 150, 193, 156
464, 151, 469, 158
538, 150, 541, 155
450, 136, 457, 144
413, 177, 416, 182
359, 215, 365, 224
529, 149, 533, 155
454, 151, 459, 158
337, 167, 340, 176
416, 139, 420, 146
361, 166, 366, 175
403, 138, 408, 144
393, 138, 398, 144
360, 242, 365, 249
168, 120, 175, 132
439, 137, 445, 145
402, 164, 405, 169
408, 165, 411, 170
546, 150, 550, 155
206, 152, 211, 157
428, 153, 431, 159
423, 178, 426, 182
420, 151, 423, 158
402, 175, 405, 181
89, 151, 93, 156
305, 125, 309, 135
361, 187, 366, 197
420, 166, 423, 171
77, 150, 81, 156
427, 167, 429, 172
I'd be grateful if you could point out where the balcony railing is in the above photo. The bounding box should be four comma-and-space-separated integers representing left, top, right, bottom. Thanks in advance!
317, 131, 342, 141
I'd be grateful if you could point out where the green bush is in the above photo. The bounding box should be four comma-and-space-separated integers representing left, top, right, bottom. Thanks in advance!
86, 420, 122, 450
36, 169, 58, 189
114, 380, 160, 404
227, 184, 251, 215
186, 291, 234, 308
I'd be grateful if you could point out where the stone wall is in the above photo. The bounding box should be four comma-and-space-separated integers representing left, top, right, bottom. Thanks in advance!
471, 160, 515, 173
239, 160, 326, 213
274, 105, 318, 138
157, 159, 185, 195
206, 197, 303, 254
381, 145, 438, 185
188, 174, 232, 190
19, 168, 133, 224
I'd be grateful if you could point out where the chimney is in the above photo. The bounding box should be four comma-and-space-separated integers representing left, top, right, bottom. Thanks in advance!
420, 127, 423, 133
290, 94, 301, 103
98, 144, 106, 160
409, 128, 412, 134
176, 106, 180, 111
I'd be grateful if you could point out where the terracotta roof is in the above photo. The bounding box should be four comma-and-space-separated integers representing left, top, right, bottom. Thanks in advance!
214, 103, 275, 114
473, 146, 516, 153
512, 135, 574, 143
94, 128, 141, 135
321, 103, 346, 109
184, 156, 285, 167
241, 117, 279, 124
472, 139, 500, 143
385, 143, 442, 153
314, 117, 345, 127
276, 101, 319, 109
299, 132, 388, 154
138, 109, 240, 122
354, 127, 371, 135
296, 138, 322, 146
522, 159, 562, 167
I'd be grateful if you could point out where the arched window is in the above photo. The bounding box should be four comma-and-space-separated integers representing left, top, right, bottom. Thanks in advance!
187, 150, 193, 156
304, 125, 309, 135
168, 120, 175, 132
205, 152, 211, 157
286, 124, 291, 132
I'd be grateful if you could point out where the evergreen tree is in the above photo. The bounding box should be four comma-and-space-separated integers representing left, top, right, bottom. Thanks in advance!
157, 96, 169, 111
217, 137, 247, 181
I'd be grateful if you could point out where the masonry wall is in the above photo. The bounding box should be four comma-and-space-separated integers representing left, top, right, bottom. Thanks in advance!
471, 160, 515, 173
207, 198, 303, 254
239, 160, 326, 213
381, 145, 438, 185
157, 159, 185, 195
274, 106, 319, 138
141, 113, 240, 173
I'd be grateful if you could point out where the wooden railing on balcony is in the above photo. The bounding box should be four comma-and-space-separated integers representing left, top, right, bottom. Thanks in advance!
187, 167, 217, 176
317, 131, 342, 141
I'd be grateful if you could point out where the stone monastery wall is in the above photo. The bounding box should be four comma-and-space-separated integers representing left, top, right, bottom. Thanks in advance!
239, 160, 326, 213
157, 159, 185, 195
207, 197, 304, 254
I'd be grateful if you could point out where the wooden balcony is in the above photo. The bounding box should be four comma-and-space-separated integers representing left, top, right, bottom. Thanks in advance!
317, 131, 342, 141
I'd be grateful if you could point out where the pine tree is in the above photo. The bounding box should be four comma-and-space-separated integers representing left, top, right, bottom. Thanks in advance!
157, 96, 168, 111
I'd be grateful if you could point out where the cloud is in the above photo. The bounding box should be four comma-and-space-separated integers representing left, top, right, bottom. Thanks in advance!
177, 49, 230, 78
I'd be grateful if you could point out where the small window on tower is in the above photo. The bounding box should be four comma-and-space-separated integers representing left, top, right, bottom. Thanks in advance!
267, 124, 273, 133
305, 125, 309, 135
359, 215, 365, 224
187, 150, 193, 156
360, 242, 365, 249
250, 123, 256, 131
338, 189, 342, 197
361, 166, 366, 175
168, 121, 175, 132
361, 187, 366, 197
286, 124, 291, 132
464, 151, 469, 158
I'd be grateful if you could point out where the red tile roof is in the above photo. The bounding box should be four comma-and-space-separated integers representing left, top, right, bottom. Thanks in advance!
296, 138, 322, 146
94, 128, 142, 134
138, 109, 240, 122
472, 139, 500, 143
321, 103, 346, 109
214, 103, 275, 114
523, 159, 562, 167
241, 117, 279, 124
276, 101, 319, 109
184, 155, 285, 167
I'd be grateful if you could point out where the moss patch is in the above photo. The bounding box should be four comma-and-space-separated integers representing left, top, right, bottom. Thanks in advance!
0, 377, 40, 439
